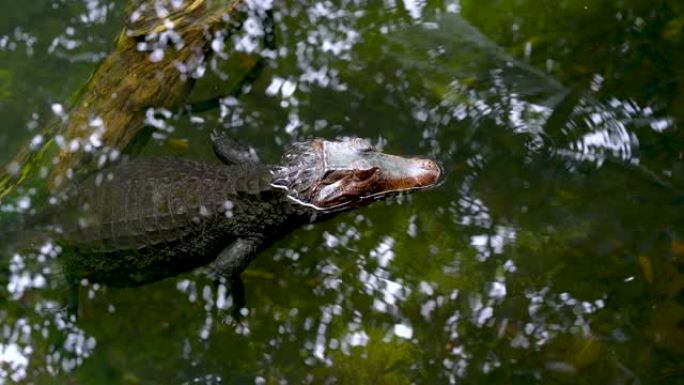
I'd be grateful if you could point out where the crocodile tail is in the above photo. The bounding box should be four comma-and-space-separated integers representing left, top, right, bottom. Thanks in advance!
0, 209, 50, 258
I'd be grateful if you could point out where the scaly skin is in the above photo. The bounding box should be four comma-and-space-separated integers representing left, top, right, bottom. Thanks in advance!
56, 157, 308, 286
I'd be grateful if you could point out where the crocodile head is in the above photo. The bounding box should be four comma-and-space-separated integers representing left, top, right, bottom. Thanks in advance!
271, 138, 441, 212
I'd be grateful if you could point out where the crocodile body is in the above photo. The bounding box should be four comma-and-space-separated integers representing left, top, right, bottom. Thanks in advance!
56, 157, 302, 286
50, 137, 441, 287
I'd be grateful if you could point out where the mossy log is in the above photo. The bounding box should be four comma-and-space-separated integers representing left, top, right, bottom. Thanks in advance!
0, 0, 245, 200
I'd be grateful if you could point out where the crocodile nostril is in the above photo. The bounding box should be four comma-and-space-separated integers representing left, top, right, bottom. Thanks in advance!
422, 160, 437, 170
418, 159, 440, 173
412, 158, 441, 186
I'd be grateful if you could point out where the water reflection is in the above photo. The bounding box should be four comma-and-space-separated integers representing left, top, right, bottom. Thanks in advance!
0, 0, 683, 384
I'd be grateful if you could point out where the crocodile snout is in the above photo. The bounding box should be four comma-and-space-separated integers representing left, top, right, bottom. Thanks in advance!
414, 158, 441, 186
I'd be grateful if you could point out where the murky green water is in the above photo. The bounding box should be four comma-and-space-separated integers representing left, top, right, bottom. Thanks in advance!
1, 0, 683, 384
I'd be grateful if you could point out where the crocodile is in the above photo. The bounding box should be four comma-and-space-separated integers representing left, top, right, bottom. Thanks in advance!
47, 134, 441, 289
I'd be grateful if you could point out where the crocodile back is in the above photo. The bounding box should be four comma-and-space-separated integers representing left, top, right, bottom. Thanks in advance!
48, 156, 292, 286
56, 157, 275, 252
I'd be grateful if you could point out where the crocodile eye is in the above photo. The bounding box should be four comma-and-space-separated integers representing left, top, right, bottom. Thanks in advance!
353, 138, 373, 152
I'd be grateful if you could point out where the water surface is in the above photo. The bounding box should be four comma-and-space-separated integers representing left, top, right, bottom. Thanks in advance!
0, 1, 683, 384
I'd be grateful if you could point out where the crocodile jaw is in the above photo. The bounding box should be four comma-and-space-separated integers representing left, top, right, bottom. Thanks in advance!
271, 138, 441, 212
